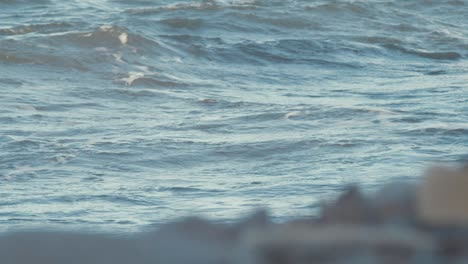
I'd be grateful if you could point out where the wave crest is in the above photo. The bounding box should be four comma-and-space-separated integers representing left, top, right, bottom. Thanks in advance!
383, 44, 462, 60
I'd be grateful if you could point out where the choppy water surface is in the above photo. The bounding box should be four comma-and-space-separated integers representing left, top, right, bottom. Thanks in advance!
1, 0, 467, 231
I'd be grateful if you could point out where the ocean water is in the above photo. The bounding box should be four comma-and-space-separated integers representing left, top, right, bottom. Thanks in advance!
0, 0, 467, 232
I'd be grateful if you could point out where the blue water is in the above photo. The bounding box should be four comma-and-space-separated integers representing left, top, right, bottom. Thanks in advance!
1, 0, 467, 231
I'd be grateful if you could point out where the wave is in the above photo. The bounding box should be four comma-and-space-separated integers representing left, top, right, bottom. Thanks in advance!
157, 186, 224, 193
0, 25, 170, 72
113, 88, 172, 99
48, 26, 134, 48
50, 194, 155, 206
115, 71, 187, 87
304, 1, 373, 16
226, 12, 321, 30
18, 25, 167, 62
0, 78, 23, 87
5, 137, 42, 148
120, 76, 183, 87
0, 22, 71, 36
406, 127, 468, 136
196, 99, 266, 109
0, 0, 50, 5
156, 35, 366, 66
388, 23, 425, 33
0, 40, 89, 70
124, 0, 262, 15
383, 44, 462, 60
210, 139, 323, 160
34, 102, 104, 112
159, 18, 204, 30
344, 35, 464, 61
0, 52, 34, 64
352, 36, 404, 46
231, 39, 368, 66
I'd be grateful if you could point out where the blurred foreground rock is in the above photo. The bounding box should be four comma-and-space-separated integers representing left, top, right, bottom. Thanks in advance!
418, 166, 468, 226
1, 164, 468, 264
242, 224, 435, 264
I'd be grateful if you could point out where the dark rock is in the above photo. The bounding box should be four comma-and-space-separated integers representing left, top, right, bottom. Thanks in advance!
241, 224, 435, 264
320, 186, 377, 224
371, 182, 417, 225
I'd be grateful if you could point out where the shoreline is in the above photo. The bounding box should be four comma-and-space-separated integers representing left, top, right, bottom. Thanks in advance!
2, 164, 468, 263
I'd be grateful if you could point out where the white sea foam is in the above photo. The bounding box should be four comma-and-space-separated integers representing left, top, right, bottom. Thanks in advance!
119, 33, 128, 45
120, 72, 145, 85
284, 111, 302, 119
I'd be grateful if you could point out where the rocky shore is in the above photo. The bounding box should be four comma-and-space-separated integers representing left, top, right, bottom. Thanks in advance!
2, 165, 468, 264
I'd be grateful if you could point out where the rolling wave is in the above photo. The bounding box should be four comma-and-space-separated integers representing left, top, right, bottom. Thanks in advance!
1, 0, 467, 230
